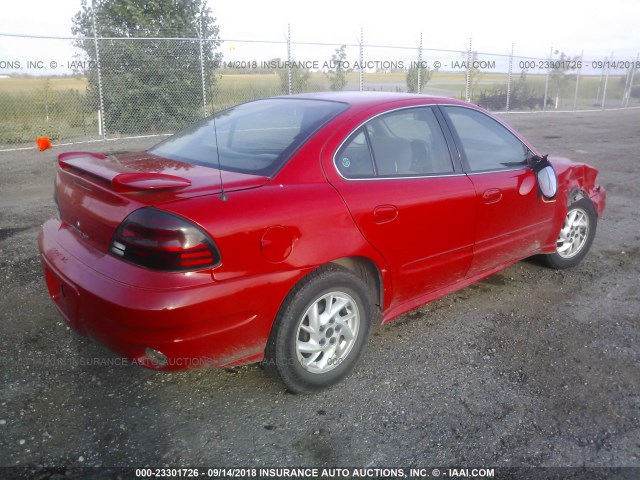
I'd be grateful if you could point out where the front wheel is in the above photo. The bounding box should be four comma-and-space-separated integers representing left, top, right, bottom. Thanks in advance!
544, 197, 597, 269
263, 265, 374, 394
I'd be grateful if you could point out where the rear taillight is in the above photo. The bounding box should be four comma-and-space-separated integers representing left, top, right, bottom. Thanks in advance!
110, 207, 220, 271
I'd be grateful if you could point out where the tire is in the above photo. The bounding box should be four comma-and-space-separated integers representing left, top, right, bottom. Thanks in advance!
263, 264, 374, 394
544, 197, 597, 269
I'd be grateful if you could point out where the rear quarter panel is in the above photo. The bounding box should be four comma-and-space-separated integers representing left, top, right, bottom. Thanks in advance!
160, 179, 386, 347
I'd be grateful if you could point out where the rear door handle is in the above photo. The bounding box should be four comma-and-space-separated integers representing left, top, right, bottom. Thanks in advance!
482, 188, 502, 204
373, 205, 398, 224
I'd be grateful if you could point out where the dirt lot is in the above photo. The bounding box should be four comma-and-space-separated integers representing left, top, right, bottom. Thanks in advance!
0, 109, 639, 478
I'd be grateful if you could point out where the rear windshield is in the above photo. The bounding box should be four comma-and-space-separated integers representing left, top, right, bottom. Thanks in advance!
149, 98, 349, 176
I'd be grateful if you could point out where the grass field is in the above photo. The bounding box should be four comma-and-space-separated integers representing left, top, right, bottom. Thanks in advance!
0, 70, 635, 147
0, 75, 87, 93
1, 70, 628, 98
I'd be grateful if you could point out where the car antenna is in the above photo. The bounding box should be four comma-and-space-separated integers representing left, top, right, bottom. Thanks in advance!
211, 106, 227, 202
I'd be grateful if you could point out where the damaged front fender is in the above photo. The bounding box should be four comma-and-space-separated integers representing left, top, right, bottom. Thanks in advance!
548, 156, 606, 218
538, 156, 606, 253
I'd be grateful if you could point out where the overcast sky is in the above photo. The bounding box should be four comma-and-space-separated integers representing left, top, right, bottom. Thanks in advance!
1, 0, 639, 74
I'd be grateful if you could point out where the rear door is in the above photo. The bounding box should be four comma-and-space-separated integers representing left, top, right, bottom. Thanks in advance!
439, 105, 555, 275
327, 106, 476, 308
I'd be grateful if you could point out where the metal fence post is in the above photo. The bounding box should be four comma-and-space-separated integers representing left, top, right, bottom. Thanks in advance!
465, 38, 471, 102
543, 46, 552, 111
91, 2, 106, 138
625, 53, 639, 108
573, 50, 583, 111
506, 42, 514, 111
622, 65, 632, 107
596, 60, 605, 105
601, 52, 612, 110
198, 3, 208, 117
417, 32, 423, 94
359, 28, 364, 92
286, 24, 292, 95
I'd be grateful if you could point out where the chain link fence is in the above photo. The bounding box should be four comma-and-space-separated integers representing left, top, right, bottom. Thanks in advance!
1, 30, 639, 150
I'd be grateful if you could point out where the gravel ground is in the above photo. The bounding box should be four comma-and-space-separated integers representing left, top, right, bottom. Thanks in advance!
0, 109, 639, 478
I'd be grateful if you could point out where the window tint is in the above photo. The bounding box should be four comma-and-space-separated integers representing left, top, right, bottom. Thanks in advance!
443, 106, 528, 172
335, 107, 453, 178
230, 110, 301, 150
149, 99, 348, 176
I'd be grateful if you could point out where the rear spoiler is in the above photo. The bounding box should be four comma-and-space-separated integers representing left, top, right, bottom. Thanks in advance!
57, 151, 192, 192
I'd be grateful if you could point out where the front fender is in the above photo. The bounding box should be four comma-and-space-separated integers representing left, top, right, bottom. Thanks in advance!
549, 156, 606, 218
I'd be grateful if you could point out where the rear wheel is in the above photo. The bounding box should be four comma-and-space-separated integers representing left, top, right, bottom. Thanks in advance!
263, 264, 373, 394
544, 197, 597, 269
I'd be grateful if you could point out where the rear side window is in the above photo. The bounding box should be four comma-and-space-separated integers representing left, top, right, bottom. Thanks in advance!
150, 98, 349, 176
335, 128, 375, 178
335, 107, 454, 179
442, 106, 529, 172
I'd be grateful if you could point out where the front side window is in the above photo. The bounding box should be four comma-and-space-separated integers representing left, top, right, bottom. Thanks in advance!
442, 106, 529, 172
150, 98, 349, 176
335, 107, 454, 179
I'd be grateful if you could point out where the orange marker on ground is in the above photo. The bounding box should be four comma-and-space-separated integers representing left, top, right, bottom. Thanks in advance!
36, 137, 52, 151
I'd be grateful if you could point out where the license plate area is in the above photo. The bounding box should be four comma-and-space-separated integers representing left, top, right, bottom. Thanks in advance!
44, 266, 79, 327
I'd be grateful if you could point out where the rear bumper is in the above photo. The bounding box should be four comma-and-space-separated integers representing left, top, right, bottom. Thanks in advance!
39, 219, 303, 369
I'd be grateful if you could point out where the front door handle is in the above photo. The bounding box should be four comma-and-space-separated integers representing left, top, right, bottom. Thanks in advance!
482, 188, 502, 204
373, 205, 398, 224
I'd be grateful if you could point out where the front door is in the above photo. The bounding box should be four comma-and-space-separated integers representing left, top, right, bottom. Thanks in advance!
440, 105, 555, 275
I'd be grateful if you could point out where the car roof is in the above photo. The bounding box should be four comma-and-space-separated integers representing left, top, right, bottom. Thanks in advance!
280, 91, 471, 109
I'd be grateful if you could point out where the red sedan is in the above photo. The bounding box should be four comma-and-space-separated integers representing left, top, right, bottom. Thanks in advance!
39, 92, 605, 393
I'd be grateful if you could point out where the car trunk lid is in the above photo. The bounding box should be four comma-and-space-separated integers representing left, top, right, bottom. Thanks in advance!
55, 151, 268, 253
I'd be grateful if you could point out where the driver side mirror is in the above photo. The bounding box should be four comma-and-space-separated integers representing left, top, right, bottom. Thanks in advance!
528, 153, 558, 200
